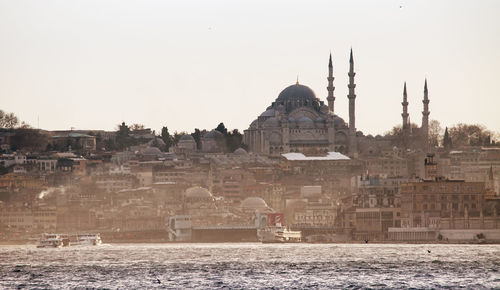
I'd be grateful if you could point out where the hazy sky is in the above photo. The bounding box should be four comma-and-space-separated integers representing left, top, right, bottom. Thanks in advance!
1, 0, 499, 136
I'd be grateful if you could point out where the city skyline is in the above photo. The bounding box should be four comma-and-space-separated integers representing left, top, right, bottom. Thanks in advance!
1, 0, 499, 135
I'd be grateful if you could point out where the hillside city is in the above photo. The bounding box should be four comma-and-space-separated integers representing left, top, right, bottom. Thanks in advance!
1, 55, 499, 243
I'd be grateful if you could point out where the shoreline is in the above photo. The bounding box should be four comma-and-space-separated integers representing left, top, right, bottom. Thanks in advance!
1, 240, 499, 246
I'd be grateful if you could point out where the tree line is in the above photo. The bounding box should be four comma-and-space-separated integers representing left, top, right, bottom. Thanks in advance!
1, 108, 498, 153
388, 120, 499, 149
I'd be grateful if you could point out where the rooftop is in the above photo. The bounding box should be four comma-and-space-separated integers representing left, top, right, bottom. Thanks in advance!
282, 152, 350, 161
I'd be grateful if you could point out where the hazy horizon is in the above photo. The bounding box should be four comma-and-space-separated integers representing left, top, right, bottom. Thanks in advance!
1, 0, 499, 135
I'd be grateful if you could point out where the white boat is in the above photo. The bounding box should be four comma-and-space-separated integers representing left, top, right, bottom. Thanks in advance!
36, 233, 65, 248
259, 227, 302, 243
72, 233, 102, 246
36, 233, 102, 248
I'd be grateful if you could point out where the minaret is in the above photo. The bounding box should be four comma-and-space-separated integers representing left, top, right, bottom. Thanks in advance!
327, 53, 335, 113
402, 82, 409, 133
347, 48, 357, 156
348, 48, 356, 132
421, 79, 430, 147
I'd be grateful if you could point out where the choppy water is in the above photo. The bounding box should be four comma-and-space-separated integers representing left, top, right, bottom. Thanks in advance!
1, 243, 499, 289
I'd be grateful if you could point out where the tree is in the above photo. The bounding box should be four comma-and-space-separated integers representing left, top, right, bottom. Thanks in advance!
115, 122, 133, 150
443, 127, 452, 149
161, 126, 173, 151
130, 123, 145, 131
10, 129, 49, 152
0, 110, 19, 128
428, 120, 443, 147
215, 122, 228, 135
386, 122, 420, 148
387, 122, 419, 137
448, 123, 495, 147
226, 129, 243, 152
19, 122, 32, 129
191, 128, 202, 149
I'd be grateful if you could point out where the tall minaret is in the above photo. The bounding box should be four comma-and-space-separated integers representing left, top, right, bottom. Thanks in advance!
347, 48, 357, 156
327, 53, 335, 113
348, 48, 356, 133
421, 79, 430, 147
402, 82, 409, 133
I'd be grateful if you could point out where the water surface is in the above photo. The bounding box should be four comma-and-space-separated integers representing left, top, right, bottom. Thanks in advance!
1, 243, 499, 289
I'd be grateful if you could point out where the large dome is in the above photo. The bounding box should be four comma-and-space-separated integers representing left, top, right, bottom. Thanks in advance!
240, 197, 270, 210
277, 84, 317, 102
272, 84, 323, 114
184, 187, 213, 199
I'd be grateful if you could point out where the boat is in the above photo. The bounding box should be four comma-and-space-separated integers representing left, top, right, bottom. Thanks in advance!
36, 233, 102, 248
259, 227, 302, 243
72, 233, 102, 246
36, 233, 64, 248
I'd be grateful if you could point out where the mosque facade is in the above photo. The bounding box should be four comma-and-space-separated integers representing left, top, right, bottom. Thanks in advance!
243, 49, 431, 157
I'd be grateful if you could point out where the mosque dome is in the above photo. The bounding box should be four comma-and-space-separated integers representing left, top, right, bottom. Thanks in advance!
184, 186, 213, 199
240, 197, 269, 210
276, 84, 317, 103
233, 148, 248, 155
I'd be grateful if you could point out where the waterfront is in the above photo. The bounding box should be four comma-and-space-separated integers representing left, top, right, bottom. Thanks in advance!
1, 243, 499, 289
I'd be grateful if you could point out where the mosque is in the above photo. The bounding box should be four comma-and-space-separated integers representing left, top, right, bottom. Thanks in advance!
243, 49, 431, 157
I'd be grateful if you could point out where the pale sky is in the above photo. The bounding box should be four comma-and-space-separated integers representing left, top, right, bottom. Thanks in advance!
1, 0, 499, 136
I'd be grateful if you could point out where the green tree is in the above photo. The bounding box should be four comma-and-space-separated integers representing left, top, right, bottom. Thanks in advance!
161, 126, 173, 151
215, 122, 228, 135
428, 120, 443, 147
443, 127, 452, 149
226, 129, 243, 152
115, 122, 133, 150
448, 123, 495, 147
130, 123, 145, 131
0, 110, 19, 128
10, 129, 49, 152
191, 128, 202, 149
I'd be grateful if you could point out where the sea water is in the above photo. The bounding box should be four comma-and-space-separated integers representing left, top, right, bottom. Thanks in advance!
1, 243, 499, 289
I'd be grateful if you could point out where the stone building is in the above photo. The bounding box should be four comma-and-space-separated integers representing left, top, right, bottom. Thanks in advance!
399, 180, 486, 229
244, 50, 432, 158
352, 176, 413, 240
244, 51, 357, 157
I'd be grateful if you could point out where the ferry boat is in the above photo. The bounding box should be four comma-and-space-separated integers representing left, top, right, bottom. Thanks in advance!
72, 233, 102, 246
259, 227, 302, 243
36, 233, 102, 248
36, 234, 65, 248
